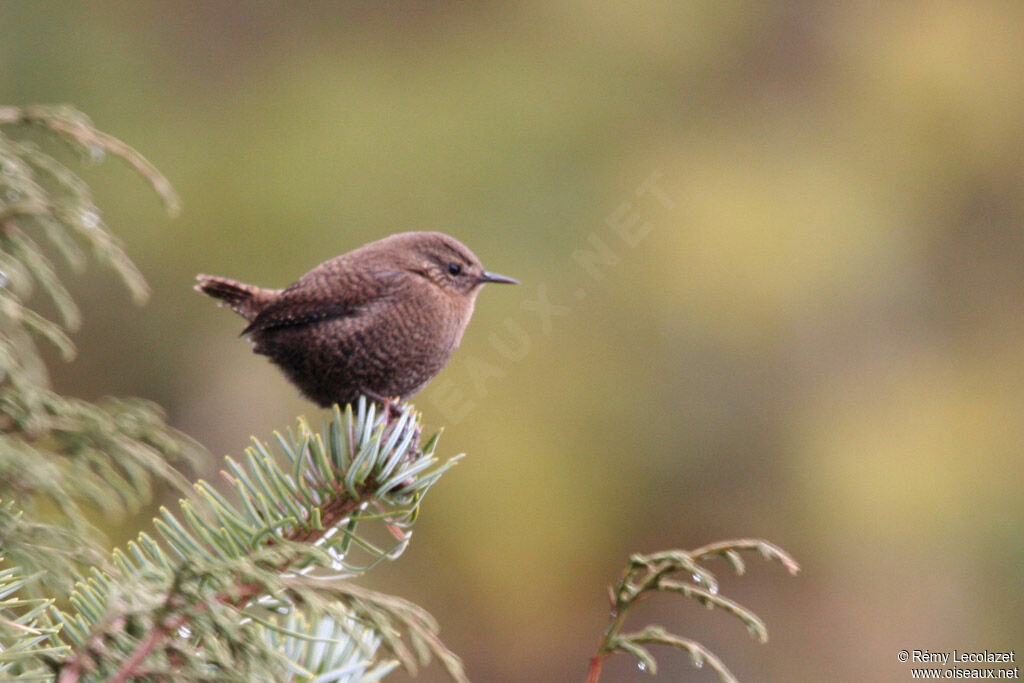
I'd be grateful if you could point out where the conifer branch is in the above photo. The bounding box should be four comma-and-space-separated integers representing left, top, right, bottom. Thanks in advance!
46, 400, 466, 682
1, 104, 200, 598
0, 105, 180, 217
588, 540, 799, 682
0, 563, 65, 679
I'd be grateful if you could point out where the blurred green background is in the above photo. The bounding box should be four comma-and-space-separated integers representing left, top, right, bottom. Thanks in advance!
4, 2, 1023, 681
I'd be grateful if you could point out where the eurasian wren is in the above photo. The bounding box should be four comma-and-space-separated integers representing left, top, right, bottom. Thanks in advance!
196, 231, 517, 407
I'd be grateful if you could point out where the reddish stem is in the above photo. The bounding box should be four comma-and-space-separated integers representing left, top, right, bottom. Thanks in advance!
587, 653, 608, 683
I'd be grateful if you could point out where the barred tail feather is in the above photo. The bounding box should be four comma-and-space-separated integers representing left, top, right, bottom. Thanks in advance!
195, 274, 264, 321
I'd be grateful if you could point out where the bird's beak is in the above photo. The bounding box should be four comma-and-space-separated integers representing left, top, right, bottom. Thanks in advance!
479, 271, 519, 285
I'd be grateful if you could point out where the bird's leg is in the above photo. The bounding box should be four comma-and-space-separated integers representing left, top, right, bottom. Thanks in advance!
359, 388, 402, 420
381, 396, 403, 420
359, 386, 387, 403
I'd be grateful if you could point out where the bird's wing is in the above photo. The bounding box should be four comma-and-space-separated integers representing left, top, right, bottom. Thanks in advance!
242, 265, 403, 334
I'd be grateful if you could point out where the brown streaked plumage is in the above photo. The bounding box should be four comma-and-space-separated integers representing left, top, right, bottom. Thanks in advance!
195, 231, 517, 407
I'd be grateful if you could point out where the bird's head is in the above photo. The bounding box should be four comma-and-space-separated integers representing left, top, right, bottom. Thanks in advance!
384, 231, 518, 298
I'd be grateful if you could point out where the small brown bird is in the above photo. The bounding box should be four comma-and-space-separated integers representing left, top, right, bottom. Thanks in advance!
195, 231, 517, 408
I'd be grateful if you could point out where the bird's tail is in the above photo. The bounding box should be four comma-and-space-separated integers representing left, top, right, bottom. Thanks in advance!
195, 274, 267, 321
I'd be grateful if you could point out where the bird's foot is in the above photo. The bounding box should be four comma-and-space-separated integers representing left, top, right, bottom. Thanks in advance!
381, 396, 404, 421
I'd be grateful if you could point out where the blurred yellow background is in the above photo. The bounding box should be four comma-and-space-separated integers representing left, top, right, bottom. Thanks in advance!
4, 3, 1022, 681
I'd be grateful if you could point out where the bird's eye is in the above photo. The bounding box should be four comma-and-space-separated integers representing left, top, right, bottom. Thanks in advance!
447, 262, 463, 276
